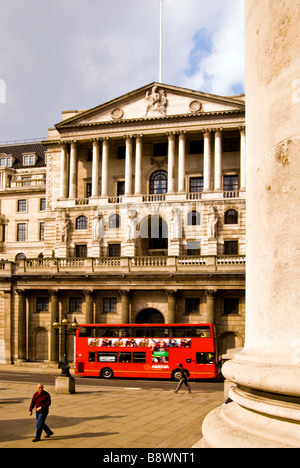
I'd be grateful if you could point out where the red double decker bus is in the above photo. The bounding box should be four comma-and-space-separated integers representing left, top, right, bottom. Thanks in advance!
75, 323, 218, 380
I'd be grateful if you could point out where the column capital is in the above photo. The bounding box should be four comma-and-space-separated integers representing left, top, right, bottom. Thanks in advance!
202, 128, 212, 135
124, 135, 133, 141
49, 289, 59, 297
205, 289, 217, 298
100, 136, 110, 142
166, 131, 176, 139
239, 126, 246, 135
178, 130, 187, 139
15, 288, 26, 297
213, 128, 223, 135
83, 289, 94, 297
119, 289, 131, 297
166, 289, 177, 298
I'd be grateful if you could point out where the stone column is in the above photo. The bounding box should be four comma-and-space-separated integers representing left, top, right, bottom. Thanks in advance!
16, 289, 26, 362
125, 136, 133, 196
166, 290, 177, 323
101, 138, 109, 197
49, 290, 59, 363
240, 127, 246, 191
91, 139, 100, 198
59, 142, 69, 199
84, 290, 94, 324
214, 130, 223, 191
135, 135, 143, 195
178, 131, 186, 193
200, 0, 300, 448
205, 290, 217, 324
203, 130, 212, 192
120, 290, 130, 324
167, 133, 176, 193
69, 140, 77, 199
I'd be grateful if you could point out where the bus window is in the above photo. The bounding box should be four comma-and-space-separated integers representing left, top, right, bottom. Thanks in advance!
195, 327, 211, 338
95, 328, 119, 338
196, 352, 214, 364
132, 328, 147, 338
118, 328, 131, 338
133, 352, 146, 363
119, 352, 131, 363
97, 352, 117, 363
172, 327, 186, 337
79, 327, 95, 337
89, 352, 96, 362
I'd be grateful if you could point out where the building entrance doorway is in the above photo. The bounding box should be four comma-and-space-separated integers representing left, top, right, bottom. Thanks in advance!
135, 308, 165, 324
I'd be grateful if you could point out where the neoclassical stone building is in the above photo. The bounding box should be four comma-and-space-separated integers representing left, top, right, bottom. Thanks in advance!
0, 82, 246, 364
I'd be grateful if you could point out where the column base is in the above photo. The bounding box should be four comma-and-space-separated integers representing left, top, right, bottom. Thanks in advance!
199, 398, 300, 448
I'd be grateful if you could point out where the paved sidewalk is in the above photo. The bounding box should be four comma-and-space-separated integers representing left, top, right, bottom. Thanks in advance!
0, 365, 223, 449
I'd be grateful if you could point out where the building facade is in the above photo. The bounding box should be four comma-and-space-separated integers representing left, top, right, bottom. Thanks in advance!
0, 82, 246, 364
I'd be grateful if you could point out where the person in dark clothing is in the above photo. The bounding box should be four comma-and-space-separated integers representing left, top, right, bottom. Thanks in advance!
174, 364, 191, 393
29, 383, 54, 442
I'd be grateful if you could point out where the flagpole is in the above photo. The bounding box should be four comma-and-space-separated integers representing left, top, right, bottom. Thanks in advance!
159, 0, 163, 83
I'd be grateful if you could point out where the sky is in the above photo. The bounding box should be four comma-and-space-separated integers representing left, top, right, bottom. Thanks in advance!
0, 0, 245, 142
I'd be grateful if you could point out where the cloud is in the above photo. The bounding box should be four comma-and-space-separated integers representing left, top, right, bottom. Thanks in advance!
0, 0, 244, 141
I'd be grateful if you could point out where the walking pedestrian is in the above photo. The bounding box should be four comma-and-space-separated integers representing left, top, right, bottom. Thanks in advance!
29, 383, 54, 442
173, 364, 191, 393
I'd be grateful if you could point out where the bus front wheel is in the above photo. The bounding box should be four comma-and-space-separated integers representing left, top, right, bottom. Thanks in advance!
101, 368, 113, 379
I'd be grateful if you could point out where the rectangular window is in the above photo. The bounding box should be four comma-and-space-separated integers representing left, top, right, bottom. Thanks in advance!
40, 198, 46, 211
17, 199, 27, 212
223, 175, 239, 191
97, 352, 117, 363
103, 297, 117, 314
185, 298, 200, 314
86, 183, 92, 198
189, 177, 203, 193
186, 241, 201, 256
118, 146, 126, 160
223, 137, 240, 153
75, 244, 87, 258
36, 297, 49, 312
17, 223, 26, 242
109, 244, 121, 258
196, 352, 214, 364
224, 298, 240, 315
69, 297, 82, 313
224, 240, 239, 255
153, 142, 167, 157
89, 352, 96, 362
119, 352, 132, 363
133, 352, 146, 363
117, 181, 125, 196
39, 222, 45, 241
189, 140, 204, 154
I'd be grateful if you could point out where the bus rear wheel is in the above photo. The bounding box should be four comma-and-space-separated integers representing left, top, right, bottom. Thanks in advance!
101, 368, 113, 379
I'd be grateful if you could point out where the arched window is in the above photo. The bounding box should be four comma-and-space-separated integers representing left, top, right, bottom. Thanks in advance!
225, 209, 238, 225
76, 215, 88, 230
149, 170, 168, 194
109, 214, 121, 229
135, 308, 165, 324
187, 210, 200, 226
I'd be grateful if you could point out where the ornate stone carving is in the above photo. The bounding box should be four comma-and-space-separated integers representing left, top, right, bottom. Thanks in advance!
111, 108, 124, 120
189, 100, 203, 114
145, 85, 167, 116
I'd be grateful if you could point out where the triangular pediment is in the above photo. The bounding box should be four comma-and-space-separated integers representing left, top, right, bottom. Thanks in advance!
55, 82, 245, 129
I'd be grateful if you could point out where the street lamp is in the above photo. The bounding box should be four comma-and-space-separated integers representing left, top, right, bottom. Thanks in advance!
53, 315, 79, 388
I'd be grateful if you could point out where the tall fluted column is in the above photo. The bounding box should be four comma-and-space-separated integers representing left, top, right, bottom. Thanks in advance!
135, 135, 143, 195
91, 139, 100, 198
59, 142, 69, 199
84, 290, 94, 324
203, 130, 212, 192
125, 136, 133, 196
214, 130, 223, 191
16, 289, 26, 362
49, 290, 59, 363
200, 0, 300, 448
69, 141, 77, 199
178, 131, 186, 193
101, 138, 109, 197
120, 290, 130, 324
205, 290, 217, 324
167, 133, 176, 193
240, 127, 246, 191
166, 290, 177, 323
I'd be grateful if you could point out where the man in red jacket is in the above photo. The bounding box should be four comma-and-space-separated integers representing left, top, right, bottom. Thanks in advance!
29, 383, 54, 442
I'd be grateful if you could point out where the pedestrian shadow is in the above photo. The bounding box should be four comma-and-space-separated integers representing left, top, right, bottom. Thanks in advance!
0, 414, 123, 443
46, 431, 119, 441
